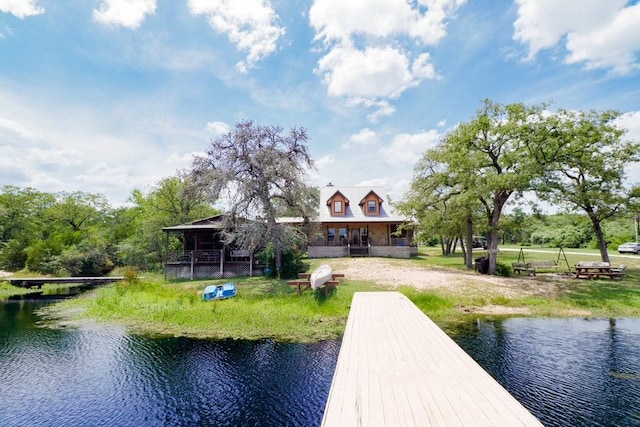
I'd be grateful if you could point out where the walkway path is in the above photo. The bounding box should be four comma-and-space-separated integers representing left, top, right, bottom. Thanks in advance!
322, 292, 543, 426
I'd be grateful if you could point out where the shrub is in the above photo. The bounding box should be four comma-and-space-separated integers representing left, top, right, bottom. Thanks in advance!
494, 262, 512, 277
122, 266, 140, 284
60, 247, 114, 276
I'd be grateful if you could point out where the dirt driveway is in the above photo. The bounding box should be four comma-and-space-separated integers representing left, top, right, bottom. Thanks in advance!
325, 257, 576, 315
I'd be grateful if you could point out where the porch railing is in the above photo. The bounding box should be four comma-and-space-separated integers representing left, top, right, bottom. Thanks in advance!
166, 250, 222, 263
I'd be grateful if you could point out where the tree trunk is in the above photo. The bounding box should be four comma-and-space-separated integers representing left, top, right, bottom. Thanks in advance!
590, 217, 610, 263
465, 217, 474, 269
487, 196, 508, 274
275, 240, 283, 278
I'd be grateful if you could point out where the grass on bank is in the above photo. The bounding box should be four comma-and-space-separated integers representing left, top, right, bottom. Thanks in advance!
44, 274, 389, 342
20, 245, 640, 342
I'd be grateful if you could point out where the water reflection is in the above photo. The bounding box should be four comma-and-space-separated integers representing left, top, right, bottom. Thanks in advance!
0, 300, 340, 427
5, 294, 640, 427
452, 317, 640, 427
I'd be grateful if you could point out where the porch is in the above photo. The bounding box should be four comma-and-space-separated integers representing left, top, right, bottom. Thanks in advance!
308, 223, 416, 259
164, 249, 265, 280
308, 238, 416, 259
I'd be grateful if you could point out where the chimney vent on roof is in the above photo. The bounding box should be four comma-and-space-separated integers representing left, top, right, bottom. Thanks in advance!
327, 182, 333, 186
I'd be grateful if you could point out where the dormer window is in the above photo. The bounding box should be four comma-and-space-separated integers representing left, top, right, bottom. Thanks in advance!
360, 190, 383, 216
327, 190, 349, 216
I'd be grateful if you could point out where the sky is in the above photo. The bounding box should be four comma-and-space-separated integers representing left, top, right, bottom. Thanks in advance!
1, 0, 639, 208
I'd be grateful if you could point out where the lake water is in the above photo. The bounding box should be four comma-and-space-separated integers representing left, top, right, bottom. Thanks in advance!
2, 294, 640, 426
453, 317, 640, 427
0, 299, 339, 427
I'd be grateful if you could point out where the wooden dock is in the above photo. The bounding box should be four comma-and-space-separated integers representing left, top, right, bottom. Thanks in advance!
3, 276, 124, 288
322, 292, 543, 426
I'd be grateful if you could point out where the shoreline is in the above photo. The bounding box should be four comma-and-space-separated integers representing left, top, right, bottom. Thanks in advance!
10, 254, 640, 342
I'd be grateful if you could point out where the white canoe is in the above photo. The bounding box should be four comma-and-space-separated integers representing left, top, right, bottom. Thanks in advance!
310, 264, 332, 290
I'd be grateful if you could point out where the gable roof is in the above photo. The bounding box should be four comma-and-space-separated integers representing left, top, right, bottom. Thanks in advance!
326, 190, 350, 206
162, 214, 227, 232
318, 186, 408, 223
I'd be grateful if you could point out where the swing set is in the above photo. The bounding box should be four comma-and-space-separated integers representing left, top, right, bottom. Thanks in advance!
512, 247, 572, 276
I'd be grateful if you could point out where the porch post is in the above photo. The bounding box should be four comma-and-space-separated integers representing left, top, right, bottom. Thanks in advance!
220, 249, 224, 276
190, 250, 194, 280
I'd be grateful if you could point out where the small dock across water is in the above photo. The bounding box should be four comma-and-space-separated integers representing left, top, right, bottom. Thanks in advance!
3, 277, 124, 289
322, 292, 543, 426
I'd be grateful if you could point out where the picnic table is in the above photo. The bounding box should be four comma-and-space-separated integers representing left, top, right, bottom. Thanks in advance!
287, 272, 344, 296
574, 262, 627, 279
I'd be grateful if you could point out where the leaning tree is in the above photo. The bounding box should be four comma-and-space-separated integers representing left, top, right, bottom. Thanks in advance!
191, 120, 316, 277
400, 100, 548, 274
532, 109, 640, 263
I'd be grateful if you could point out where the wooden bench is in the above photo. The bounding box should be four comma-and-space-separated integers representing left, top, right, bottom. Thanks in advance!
512, 262, 535, 276
297, 272, 345, 280
287, 272, 344, 296
286, 279, 340, 296
512, 260, 559, 276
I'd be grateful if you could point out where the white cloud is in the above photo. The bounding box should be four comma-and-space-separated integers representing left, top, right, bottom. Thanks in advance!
616, 110, 640, 185
206, 121, 231, 135
318, 46, 417, 99
513, 0, 640, 73
0, 117, 38, 139
379, 130, 441, 166
188, 0, 285, 73
0, 0, 44, 18
310, 0, 462, 121
28, 147, 81, 167
309, 0, 464, 45
615, 110, 640, 139
314, 153, 335, 171
93, 0, 156, 30
343, 128, 377, 149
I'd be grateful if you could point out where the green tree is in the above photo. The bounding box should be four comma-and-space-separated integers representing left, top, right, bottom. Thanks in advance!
191, 120, 316, 277
401, 100, 548, 273
0, 186, 55, 271
396, 154, 484, 267
533, 110, 640, 262
119, 173, 217, 270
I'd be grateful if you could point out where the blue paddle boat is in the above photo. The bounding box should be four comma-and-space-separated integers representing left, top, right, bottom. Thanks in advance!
202, 282, 237, 301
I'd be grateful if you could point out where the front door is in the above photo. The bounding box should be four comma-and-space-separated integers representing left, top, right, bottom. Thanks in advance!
351, 229, 360, 246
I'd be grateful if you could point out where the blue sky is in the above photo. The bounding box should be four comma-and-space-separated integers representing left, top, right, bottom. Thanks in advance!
1, 0, 639, 206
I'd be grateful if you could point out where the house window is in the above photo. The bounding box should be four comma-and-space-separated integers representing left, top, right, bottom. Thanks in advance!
390, 224, 407, 238
368, 200, 376, 213
334, 201, 342, 213
339, 228, 347, 242
327, 228, 335, 244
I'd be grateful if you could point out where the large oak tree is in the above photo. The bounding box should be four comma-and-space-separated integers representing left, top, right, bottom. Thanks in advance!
532, 109, 640, 262
191, 120, 316, 277
400, 100, 547, 274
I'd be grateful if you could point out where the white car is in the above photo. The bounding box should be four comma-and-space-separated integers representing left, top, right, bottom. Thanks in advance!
618, 242, 640, 254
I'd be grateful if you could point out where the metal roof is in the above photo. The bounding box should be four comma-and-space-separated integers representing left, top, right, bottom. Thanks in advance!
162, 214, 227, 232
318, 186, 408, 223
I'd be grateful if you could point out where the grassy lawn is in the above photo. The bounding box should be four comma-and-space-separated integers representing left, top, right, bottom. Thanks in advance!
12, 245, 640, 342
42, 274, 390, 342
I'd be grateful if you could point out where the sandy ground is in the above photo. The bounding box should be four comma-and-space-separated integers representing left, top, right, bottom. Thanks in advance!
325, 257, 578, 315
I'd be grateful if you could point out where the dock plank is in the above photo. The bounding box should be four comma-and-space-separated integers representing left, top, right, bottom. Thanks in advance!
322, 292, 543, 426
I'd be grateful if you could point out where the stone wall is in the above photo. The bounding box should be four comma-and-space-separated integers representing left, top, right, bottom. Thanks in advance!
308, 245, 415, 259
370, 246, 414, 258
308, 246, 349, 258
